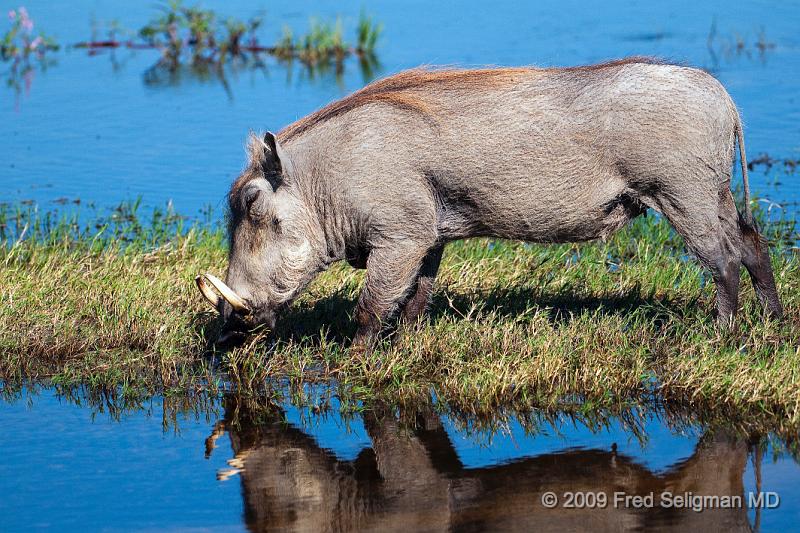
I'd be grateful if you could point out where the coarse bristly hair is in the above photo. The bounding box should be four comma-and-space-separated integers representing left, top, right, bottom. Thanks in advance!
277, 57, 668, 143
230, 58, 670, 204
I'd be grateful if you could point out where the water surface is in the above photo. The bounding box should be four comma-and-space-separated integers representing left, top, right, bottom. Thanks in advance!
2, 2, 799, 530
1, 388, 798, 531
2, 0, 799, 217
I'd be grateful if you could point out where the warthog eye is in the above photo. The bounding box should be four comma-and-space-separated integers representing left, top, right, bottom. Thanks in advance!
271, 216, 281, 232
245, 189, 267, 219
245, 189, 260, 208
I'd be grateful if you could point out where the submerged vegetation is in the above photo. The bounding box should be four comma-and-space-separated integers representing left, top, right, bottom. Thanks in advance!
1, 201, 798, 437
272, 14, 381, 79
81, 1, 381, 79
1, 7, 59, 98
1, 2, 382, 96
706, 19, 777, 70
1, 7, 58, 60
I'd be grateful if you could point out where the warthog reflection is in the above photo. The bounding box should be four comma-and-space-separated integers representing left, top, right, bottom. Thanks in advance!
207, 403, 753, 532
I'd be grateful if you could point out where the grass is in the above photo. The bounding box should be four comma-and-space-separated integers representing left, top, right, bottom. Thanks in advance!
0, 201, 798, 437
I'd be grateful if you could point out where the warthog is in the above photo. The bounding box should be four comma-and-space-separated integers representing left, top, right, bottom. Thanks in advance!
196, 57, 783, 345
208, 399, 754, 532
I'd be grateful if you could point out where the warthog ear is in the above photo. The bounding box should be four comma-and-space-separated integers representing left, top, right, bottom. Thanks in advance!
261, 132, 283, 191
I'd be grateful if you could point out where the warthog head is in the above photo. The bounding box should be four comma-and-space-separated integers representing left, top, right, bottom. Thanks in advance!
196, 132, 326, 343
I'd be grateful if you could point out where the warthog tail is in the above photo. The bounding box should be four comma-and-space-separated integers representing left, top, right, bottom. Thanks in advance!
733, 112, 753, 226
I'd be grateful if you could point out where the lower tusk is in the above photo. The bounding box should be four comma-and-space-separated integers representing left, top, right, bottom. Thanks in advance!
195, 275, 220, 309
202, 273, 251, 315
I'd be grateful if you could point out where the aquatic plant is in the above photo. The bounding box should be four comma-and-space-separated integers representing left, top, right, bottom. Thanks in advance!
747, 153, 800, 174
356, 10, 382, 55
1, 7, 59, 102
273, 25, 295, 60
271, 15, 378, 71
706, 20, 776, 66
137, 1, 219, 66
183, 5, 216, 61
270, 14, 381, 80
1, 6, 58, 60
298, 17, 347, 66
1, 3, 381, 87
220, 15, 252, 57
79, 2, 381, 79
755, 27, 777, 54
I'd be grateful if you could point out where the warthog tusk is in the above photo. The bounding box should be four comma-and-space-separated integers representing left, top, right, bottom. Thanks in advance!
195, 275, 220, 308
195, 273, 251, 314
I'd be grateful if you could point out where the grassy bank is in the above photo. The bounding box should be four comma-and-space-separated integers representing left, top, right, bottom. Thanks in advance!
0, 203, 798, 432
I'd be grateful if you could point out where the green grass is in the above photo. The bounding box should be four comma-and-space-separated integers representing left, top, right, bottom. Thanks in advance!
0, 202, 798, 435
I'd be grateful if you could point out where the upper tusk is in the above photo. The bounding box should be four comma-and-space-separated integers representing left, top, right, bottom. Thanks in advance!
195, 275, 220, 309
201, 273, 251, 315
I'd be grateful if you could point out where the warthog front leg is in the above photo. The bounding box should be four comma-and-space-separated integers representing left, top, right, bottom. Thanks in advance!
400, 245, 445, 325
353, 241, 433, 347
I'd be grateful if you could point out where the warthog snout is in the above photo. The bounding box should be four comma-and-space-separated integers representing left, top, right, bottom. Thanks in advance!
195, 273, 251, 314
196, 273, 275, 343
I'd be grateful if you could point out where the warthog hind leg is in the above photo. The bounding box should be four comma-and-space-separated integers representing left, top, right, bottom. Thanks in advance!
740, 218, 784, 318
657, 184, 743, 325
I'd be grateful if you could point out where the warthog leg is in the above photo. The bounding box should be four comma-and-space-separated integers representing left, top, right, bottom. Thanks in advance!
740, 219, 784, 318
400, 244, 445, 325
657, 181, 744, 325
353, 240, 434, 347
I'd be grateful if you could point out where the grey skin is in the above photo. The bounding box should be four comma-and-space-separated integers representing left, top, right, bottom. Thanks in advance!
217, 58, 783, 346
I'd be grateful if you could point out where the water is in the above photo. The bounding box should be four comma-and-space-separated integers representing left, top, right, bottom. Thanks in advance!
2, 2, 798, 530
2, 0, 799, 219
1, 388, 798, 531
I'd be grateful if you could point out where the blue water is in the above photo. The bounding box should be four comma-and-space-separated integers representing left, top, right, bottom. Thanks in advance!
1, 388, 798, 531
2, 0, 799, 219
2, 2, 799, 530
0, 392, 243, 530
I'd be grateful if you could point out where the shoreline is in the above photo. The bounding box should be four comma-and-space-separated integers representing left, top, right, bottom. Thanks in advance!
1, 207, 798, 435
